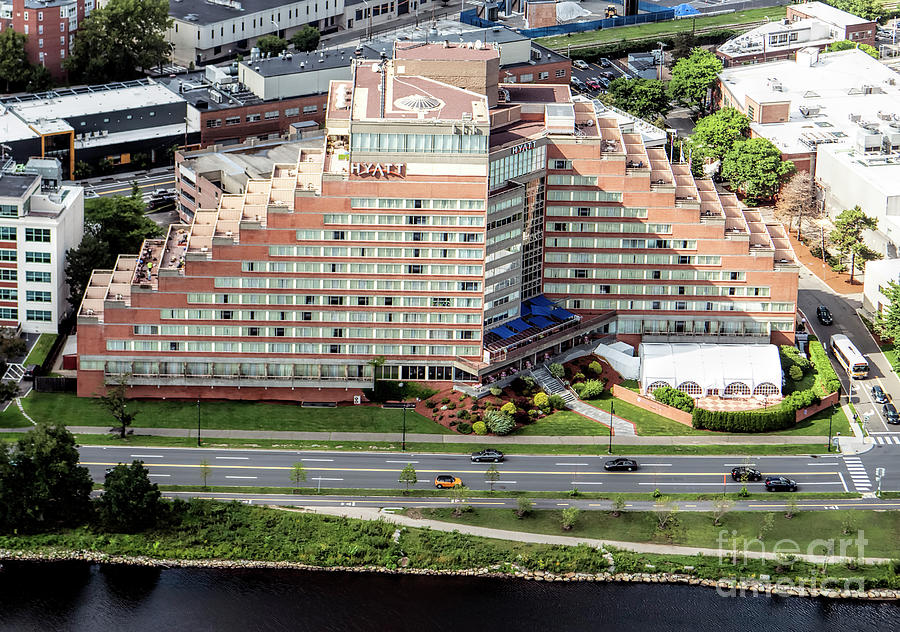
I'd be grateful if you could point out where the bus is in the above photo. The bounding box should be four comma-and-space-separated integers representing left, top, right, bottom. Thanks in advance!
829, 334, 869, 379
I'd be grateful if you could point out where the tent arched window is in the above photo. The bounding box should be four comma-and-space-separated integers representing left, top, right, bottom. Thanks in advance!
676, 381, 702, 397
647, 380, 671, 393
723, 382, 751, 397
753, 382, 779, 397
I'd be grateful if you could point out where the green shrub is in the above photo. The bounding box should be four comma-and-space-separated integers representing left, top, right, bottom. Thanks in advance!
809, 340, 841, 395
788, 364, 804, 381
578, 379, 604, 400
588, 360, 603, 376
441, 397, 450, 405
651, 386, 695, 413
489, 387, 502, 397
573, 372, 585, 382
457, 422, 473, 434
779, 345, 810, 373
528, 408, 540, 418
472, 421, 487, 435
424, 400, 436, 409
533, 392, 550, 411
523, 376, 537, 391
500, 402, 517, 415
548, 394, 566, 410
456, 409, 470, 420
691, 406, 796, 432
484, 410, 515, 435
548, 363, 565, 379
446, 402, 456, 410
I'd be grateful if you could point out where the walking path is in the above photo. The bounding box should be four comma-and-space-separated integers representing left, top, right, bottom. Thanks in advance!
0, 424, 831, 446
300, 506, 892, 565
532, 365, 637, 435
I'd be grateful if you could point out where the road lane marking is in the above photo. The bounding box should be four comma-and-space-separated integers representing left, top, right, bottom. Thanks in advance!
225, 476, 258, 479
216, 456, 249, 460
489, 480, 517, 484
838, 472, 849, 493
310, 477, 343, 481
723, 463, 756, 467
638, 463, 672, 467
571, 481, 603, 485
639, 481, 840, 486
149, 474, 171, 477
556, 462, 589, 466
130, 454, 164, 458
301, 458, 334, 462
385, 460, 418, 463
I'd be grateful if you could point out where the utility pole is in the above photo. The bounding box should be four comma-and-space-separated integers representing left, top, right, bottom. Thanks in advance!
197, 398, 201, 446
608, 401, 614, 454
821, 225, 827, 280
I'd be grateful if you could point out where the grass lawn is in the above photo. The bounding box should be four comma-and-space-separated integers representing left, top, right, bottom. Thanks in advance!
0, 403, 32, 428
537, 6, 786, 49
23, 333, 58, 366
513, 410, 609, 436
587, 392, 708, 436
418, 508, 898, 559
17, 391, 451, 434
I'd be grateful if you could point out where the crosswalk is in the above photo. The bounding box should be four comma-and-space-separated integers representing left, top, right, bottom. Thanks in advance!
870, 433, 900, 445
843, 456, 872, 491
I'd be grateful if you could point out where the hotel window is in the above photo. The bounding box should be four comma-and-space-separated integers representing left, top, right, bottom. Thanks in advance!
555, 69, 566, 77
284, 107, 300, 116
26, 310, 52, 322
25, 228, 51, 242
26, 291, 51, 302
225, 116, 240, 125
264, 110, 279, 119
246, 113, 261, 122
539, 71, 548, 80
303, 105, 317, 114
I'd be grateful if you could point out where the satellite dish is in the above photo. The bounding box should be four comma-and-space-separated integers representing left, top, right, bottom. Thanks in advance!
475, 39, 483, 50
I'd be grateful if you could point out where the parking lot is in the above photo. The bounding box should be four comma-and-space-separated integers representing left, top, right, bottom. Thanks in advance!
569, 57, 633, 97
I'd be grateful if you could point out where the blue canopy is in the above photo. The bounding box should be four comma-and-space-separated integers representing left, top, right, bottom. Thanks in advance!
531, 315, 554, 328
528, 295, 555, 308
490, 325, 516, 339
550, 306, 576, 320
673, 3, 700, 17
506, 318, 531, 332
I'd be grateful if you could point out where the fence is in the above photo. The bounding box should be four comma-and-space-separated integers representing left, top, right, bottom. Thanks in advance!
35, 376, 77, 393
611, 384, 693, 426
794, 391, 840, 423
460, 7, 676, 40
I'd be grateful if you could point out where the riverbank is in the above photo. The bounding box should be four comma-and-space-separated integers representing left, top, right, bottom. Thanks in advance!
1, 501, 897, 599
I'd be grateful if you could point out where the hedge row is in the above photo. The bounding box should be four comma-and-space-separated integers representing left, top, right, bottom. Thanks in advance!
808, 340, 842, 396
571, 30, 737, 63
692, 405, 796, 433
651, 386, 694, 413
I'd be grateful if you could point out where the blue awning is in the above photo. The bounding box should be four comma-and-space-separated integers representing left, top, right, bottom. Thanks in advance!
506, 318, 531, 332
528, 295, 554, 308
550, 307, 576, 320
490, 325, 516, 339
673, 3, 700, 17
531, 316, 554, 328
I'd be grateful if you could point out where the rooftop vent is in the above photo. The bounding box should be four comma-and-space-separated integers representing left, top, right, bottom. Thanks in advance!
394, 94, 443, 112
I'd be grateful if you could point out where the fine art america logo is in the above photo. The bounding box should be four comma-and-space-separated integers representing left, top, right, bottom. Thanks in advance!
350, 162, 405, 177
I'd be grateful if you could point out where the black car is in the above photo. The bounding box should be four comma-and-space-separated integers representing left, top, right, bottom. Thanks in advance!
816, 305, 833, 325
884, 402, 900, 424
765, 476, 798, 492
731, 466, 762, 482
872, 385, 889, 404
604, 458, 638, 472
471, 449, 504, 463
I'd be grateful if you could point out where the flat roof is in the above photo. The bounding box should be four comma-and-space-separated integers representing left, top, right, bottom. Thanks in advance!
0, 172, 39, 199
156, 71, 262, 111
242, 45, 381, 78
169, 0, 323, 26
791, 1, 872, 26
394, 41, 500, 61
0, 110, 39, 143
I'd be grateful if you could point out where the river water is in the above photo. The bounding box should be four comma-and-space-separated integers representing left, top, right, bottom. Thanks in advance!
0, 562, 897, 631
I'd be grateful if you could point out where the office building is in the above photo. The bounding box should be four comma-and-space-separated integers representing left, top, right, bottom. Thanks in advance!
76, 42, 798, 400
0, 158, 84, 333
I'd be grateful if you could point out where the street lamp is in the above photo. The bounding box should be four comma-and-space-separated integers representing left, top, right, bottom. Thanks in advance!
608, 401, 614, 454
827, 402, 835, 452
399, 382, 407, 451
197, 398, 201, 446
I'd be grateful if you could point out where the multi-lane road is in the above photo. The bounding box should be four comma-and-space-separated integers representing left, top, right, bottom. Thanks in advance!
81, 169, 175, 199
78, 445, 893, 495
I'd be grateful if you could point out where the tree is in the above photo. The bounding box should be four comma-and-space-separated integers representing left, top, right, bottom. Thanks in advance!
256, 35, 288, 57
367, 355, 386, 389
65, 191, 161, 308
669, 32, 696, 64
689, 108, 749, 166
0, 27, 30, 92
0, 381, 18, 402
668, 48, 722, 110
65, 0, 172, 83
711, 497, 733, 526
825, 39, 880, 58
775, 171, 819, 238
291, 26, 320, 52
560, 506, 580, 531
199, 459, 211, 490
611, 494, 626, 517
830, 205, 882, 283
515, 496, 533, 519
97, 460, 161, 532
399, 463, 417, 494
97, 375, 137, 439
606, 77, 671, 120
0, 424, 93, 532
874, 280, 900, 341
485, 463, 501, 492
289, 461, 307, 493
654, 498, 679, 531
783, 496, 799, 519
824, 0, 884, 21
450, 484, 470, 516
0, 328, 26, 362
26, 64, 53, 92
757, 511, 775, 541
721, 137, 795, 202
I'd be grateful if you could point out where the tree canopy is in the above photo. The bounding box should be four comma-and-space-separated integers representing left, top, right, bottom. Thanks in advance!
97, 460, 162, 532
825, 39, 880, 58
256, 35, 288, 57
0, 27, 52, 92
824, 0, 884, 21
606, 77, 671, 121
721, 137, 795, 202
65, 189, 162, 309
874, 280, 900, 342
291, 26, 320, 52
65, 0, 172, 83
668, 48, 722, 110
689, 107, 750, 165
775, 171, 819, 238
829, 205, 882, 282
0, 424, 93, 532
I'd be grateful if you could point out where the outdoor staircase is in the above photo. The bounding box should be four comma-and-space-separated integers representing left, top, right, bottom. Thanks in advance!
3, 364, 24, 381
532, 366, 576, 404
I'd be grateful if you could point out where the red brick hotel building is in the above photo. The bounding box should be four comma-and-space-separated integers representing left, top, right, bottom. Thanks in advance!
76, 42, 799, 401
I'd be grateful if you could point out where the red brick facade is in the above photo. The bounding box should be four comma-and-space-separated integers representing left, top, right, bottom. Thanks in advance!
1, 0, 86, 80
199, 94, 326, 146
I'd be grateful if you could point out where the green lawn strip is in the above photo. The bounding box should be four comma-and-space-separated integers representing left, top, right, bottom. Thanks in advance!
537, 7, 786, 49
413, 508, 897, 559
0, 403, 32, 428
18, 391, 451, 434
514, 410, 609, 436
23, 333, 58, 366
153, 484, 860, 502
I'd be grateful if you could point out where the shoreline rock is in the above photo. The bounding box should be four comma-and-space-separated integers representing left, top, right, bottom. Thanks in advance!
0, 549, 896, 601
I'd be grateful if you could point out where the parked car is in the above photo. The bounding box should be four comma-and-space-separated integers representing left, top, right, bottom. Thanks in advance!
600, 58, 611, 67
434, 474, 463, 489
872, 385, 889, 404
471, 449, 504, 463
816, 305, 833, 325
23, 364, 39, 380
570, 77, 585, 89
598, 77, 610, 90
765, 476, 798, 492
603, 457, 638, 472
884, 402, 900, 424
731, 466, 762, 482
573, 59, 589, 70
586, 78, 602, 91
84, 190, 100, 199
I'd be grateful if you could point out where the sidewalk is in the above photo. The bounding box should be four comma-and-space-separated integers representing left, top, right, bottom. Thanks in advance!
300, 506, 891, 565
0, 424, 831, 445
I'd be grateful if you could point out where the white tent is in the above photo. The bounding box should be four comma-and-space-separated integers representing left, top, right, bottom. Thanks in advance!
638, 343, 782, 398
